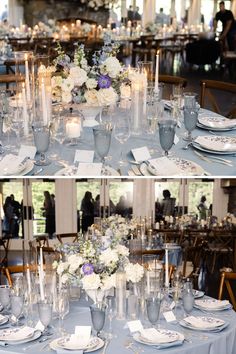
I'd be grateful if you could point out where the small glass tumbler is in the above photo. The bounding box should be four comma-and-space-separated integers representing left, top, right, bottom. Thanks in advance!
38, 300, 53, 335
32, 122, 51, 166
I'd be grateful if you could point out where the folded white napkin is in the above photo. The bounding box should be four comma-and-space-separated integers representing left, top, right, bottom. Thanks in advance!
183, 316, 225, 329
140, 328, 179, 344
0, 154, 26, 175
0, 326, 35, 341
0, 315, 6, 322
58, 334, 91, 350
56, 349, 83, 354
195, 136, 236, 152
76, 163, 102, 176
148, 157, 183, 176
195, 299, 229, 309
198, 116, 236, 129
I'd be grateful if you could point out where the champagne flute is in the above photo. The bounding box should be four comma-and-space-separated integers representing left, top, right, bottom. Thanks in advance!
114, 111, 130, 165
158, 119, 177, 156
93, 125, 112, 167
32, 122, 51, 166
56, 289, 69, 336
106, 296, 116, 339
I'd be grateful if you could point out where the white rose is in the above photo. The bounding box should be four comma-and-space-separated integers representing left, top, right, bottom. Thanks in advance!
57, 261, 69, 275
97, 87, 118, 106
103, 57, 122, 78
116, 244, 129, 257
86, 78, 98, 90
125, 263, 144, 283
52, 76, 62, 88
99, 248, 119, 266
61, 274, 69, 284
61, 77, 74, 92
69, 67, 87, 86
82, 273, 101, 290
84, 89, 99, 105
62, 91, 72, 103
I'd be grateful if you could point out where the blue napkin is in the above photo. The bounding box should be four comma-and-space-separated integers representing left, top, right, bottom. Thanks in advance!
56, 349, 83, 354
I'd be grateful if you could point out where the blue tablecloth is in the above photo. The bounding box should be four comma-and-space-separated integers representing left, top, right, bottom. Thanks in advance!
1, 108, 236, 176
1, 296, 236, 354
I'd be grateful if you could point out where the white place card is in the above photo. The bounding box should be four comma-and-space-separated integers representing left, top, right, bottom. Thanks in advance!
74, 326, 91, 346
163, 310, 176, 322
76, 163, 102, 176
18, 145, 36, 159
127, 320, 143, 333
131, 146, 151, 162
74, 150, 94, 163
170, 301, 175, 310
174, 135, 179, 145
35, 320, 45, 332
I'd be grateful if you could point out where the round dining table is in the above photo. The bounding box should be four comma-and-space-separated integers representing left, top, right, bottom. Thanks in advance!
1, 107, 236, 177
1, 294, 236, 354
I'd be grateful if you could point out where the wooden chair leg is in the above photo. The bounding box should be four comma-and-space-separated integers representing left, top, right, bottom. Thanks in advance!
218, 271, 225, 300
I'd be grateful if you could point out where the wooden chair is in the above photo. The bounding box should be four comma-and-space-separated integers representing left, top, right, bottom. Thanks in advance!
0, 74, 24, 89
218, 271, 236, 310
56, 232, 79, 244
2, 264, 38, 287
159, 74, 187, 87
200, 80, 236, 118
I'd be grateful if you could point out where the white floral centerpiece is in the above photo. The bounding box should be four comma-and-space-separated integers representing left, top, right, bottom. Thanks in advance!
51, 35, 130, 106
53, 234, 144, 302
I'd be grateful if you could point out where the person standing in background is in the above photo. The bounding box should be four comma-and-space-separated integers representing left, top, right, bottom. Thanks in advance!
214, 1, 236, 50
197, 196, 208, 220
80, 191, 94, 232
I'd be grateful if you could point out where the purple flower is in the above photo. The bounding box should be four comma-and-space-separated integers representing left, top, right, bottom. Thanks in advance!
82, 263, 94, 275
98, 75, 111, 89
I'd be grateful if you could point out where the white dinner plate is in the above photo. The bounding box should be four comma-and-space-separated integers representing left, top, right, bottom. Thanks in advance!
0, 315, 8, 326
133, 331, 184, 347
1, 159, 34, 176
140, 158, 206, 176
50, 336, 104, 352
55, 165, 120, 176
0, 327, 38, 342
194, 136, 236, 153
2, 330, 42, 346
192, 141, 236, 155
194, 299, 232, 311
180, 316, 226, 331
197, 116, 236, 131
197, 122, 236, 132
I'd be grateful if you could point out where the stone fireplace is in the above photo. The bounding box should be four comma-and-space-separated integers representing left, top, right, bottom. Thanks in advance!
22, 0, 109, 27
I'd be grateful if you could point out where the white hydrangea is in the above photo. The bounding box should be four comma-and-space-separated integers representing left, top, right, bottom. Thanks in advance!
86, 78, 98, 90
82, 273, 101, 290
102, 274, 116, 290
57, 261, 69, 275
99, 248, 119, 266
69, 67, 87, 86
116, 244, 129, 257
84, 89, 99, 105
62, 91, 72, 103
61, 77, 74, 92
102, 57, 122, 78
67, 254, 84, 273
97, 87, 118, 106
125, 263, 144, 283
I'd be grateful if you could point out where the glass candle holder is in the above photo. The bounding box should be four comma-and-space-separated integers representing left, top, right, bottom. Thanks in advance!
65, 111, 83, 146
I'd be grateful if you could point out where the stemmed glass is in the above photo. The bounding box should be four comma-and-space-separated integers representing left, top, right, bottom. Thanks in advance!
158, 119, 177, 156
38, 296, 53, 335
56, 289, 70, 336
93, 125, 112, 167
32, 122, 51, 166
146, 295, 162, 328
10, 289, 24, 326
114, 108, 130, 165
106, 296, 116, 339
0, 285, 10, 314
90, 302, 106, 338
183, 108, 199, 142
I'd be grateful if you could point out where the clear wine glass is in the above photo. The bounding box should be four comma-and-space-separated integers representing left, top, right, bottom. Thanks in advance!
93, 125, 112, 166
106, 296, 117, 339
0, 285, 10, 313
90, 303, 106, 338
38, 298, 53, 335
10, 292, 24, 326
32, 122, 51, 166
56, 289, 70, 336
158, 119, 177, 156
114, 110, 130, 166
183, 108, 199, 142
146, 296, 162, 328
